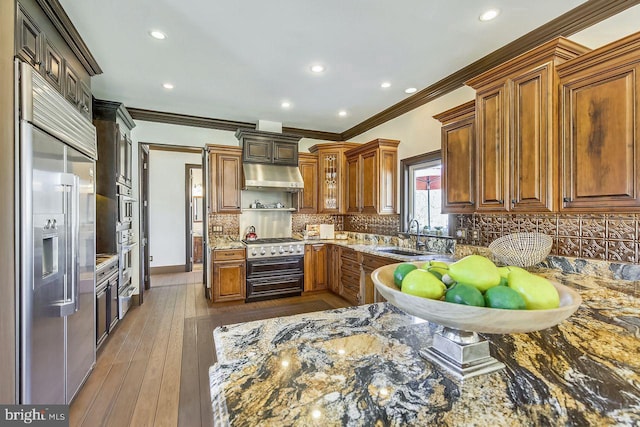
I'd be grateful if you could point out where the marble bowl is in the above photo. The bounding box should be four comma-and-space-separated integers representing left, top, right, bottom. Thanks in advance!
371, 262, 582, 334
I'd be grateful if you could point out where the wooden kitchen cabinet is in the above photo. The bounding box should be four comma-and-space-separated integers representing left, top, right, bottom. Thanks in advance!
557, 32, 640, 212
304, 244, 328, 292
339, 247, 362, 306
345, 139, 400, 214
434, 101, 476, 213
212, 249, 246, 302
361, 254, 396, 304
295, 153, 318, 213
16, 5, 42, 71
193, 235, 203, 263
235, 128, 301, 166
309, 143, 360, 214
466, 38, 589, 213
207, 145, 242, 214
327, 244, 340, 294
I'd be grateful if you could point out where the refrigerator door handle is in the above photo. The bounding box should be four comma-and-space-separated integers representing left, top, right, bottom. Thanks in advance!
57, 172, 79, 316
71, 174, 80, 312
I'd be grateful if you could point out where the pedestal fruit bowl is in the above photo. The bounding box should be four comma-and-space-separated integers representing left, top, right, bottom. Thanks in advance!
371, 262, 582, 379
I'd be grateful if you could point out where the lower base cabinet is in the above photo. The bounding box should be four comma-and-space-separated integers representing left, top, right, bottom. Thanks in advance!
361, 254, 396, 304
96, 260, 118, 349
212, 249, 246, 302
339, 247, 362, 305
304, 244, 328, 292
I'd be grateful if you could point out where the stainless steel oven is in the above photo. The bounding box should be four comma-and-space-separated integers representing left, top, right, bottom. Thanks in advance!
117, 184, 134, 229
117, 228, 137, 318
243, 238, 304, 302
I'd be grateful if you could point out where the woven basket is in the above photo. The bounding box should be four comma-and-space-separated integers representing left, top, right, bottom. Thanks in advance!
488, 232, 553, 267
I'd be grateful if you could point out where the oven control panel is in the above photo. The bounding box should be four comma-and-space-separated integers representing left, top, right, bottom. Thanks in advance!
247, 244, 304, 259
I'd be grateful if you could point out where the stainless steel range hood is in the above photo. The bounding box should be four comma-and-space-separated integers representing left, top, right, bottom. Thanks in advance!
243, 163, 304, 192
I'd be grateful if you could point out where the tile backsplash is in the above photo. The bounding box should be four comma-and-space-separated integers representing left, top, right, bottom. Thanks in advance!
343, 214, 400, 235
208, 214, 239, 237
456, 213, 638, 263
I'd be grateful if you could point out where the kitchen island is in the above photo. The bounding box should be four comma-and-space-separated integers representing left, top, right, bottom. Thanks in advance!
209, 269, 640, 426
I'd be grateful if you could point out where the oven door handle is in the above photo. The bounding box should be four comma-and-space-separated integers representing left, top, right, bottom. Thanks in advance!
248, 258, 301, 268
121, 242, 138, 251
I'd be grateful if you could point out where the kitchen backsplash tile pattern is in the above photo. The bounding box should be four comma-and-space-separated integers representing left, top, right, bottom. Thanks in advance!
209, 214, 239, 237
292, 214, 343, 232
343, 214, 400, 235
456, 213, 638, 263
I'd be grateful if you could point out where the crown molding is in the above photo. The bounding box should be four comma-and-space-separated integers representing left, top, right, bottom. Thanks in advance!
340, 0, 640, 140
129, 107, 343, 141
35, 0, 102, 75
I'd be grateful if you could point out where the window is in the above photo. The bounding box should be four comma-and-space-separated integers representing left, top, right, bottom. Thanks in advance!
400, 150, 449, 235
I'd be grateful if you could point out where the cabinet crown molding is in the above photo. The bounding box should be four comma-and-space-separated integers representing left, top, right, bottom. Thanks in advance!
556, 30, 640, 77
308, 142, 360, 153
433, 100, 476, 124
93, 98, 135, 130
344, 138, 400, 157
466, 37, 591, 89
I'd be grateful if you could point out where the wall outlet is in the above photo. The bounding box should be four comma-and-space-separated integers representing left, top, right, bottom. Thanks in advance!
471, 229, 480, 240
212, 225, 223, 234
455, 229, 467, 239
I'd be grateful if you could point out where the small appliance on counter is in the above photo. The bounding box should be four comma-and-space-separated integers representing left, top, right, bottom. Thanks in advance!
245, 226, 258, 241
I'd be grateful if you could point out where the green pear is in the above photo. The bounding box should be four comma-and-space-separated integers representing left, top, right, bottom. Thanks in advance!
507, 269, 560, 310
401, 270, 446, 300
447, 255, 501, 292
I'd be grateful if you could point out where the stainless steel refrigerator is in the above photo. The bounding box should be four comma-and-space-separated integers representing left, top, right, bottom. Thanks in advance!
18, 61, 97, 404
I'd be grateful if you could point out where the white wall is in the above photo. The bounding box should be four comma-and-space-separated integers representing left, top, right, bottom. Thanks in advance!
147, 150, 201, 267
348, 86, 476, 161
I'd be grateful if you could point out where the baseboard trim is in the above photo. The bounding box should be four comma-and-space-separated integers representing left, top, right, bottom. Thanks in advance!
150, 265, 186, 274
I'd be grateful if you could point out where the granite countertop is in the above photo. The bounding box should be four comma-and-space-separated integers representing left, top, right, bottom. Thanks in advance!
210, 237, 246, 250
209, 270, 640, 426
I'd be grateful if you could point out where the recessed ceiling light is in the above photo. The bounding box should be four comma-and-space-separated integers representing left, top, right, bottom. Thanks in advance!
338, 110, 347, 117
162, 83, 174, 89
479, 9, 500, 21
281, 101, 291, 108
404, 87, 417, 94
381, 82, 391, 88
310, 64, 325, 73
149, 30, 166, 40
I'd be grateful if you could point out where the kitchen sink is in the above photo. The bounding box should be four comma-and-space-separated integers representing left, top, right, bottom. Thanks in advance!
376, 248, 425, 257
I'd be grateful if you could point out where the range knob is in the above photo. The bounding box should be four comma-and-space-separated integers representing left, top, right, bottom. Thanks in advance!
251, 248, 257, 256
270, 247, 276, 255
260, 247, 266, 255
297, 245, 303, 253
289, 245, 294, 253
279, 246, 285, 254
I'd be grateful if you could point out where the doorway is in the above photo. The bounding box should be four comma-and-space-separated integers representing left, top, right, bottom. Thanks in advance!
139, 143, 206, 289
185, 164, 203, 273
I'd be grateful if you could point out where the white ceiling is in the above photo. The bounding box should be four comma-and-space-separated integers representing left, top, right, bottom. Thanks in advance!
60, 0, 640, 133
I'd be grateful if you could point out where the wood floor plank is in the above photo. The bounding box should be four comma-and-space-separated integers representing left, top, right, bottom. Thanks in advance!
178, 318, 201, 427
80, 362, 129, 427
154, 284, 187, 427
184, 281, 197, 319
103, 359, 147, 427
69, 363, 111, 427
129, 286, 178, 427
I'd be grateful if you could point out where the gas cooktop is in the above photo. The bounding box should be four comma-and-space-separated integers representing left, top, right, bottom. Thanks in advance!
242, 237, 302, 245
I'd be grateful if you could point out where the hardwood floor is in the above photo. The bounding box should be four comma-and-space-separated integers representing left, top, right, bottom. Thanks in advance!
70, 275, 350, 427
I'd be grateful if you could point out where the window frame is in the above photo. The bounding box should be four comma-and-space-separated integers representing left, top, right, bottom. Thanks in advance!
400, 149, 452, 235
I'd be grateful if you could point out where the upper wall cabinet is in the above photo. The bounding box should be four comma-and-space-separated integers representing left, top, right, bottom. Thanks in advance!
15, 4, 93, 121
557, 31, 640, 212
434, 101, 476, 214
295, 153, 318, 214
309, 142, 360, 214
207, 145, 242, 214
466, 38, 590, 213
345, 139, 399, 215
235, 128, 301, 166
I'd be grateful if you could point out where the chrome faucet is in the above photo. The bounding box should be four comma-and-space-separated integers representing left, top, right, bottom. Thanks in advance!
408, 218, 425, 251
